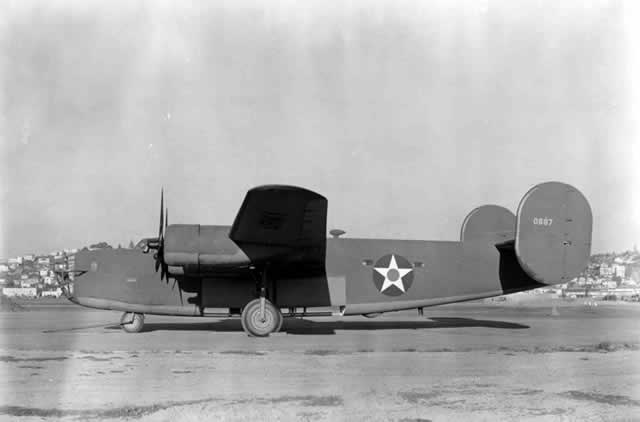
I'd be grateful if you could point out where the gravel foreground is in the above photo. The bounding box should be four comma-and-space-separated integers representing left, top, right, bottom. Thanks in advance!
1, 301, 639, 421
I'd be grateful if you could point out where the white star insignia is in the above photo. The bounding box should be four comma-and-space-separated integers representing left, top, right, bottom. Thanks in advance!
374, 254, 413, 293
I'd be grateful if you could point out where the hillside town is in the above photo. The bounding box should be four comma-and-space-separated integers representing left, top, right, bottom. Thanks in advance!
0, 242, 133, 299
556, 249, 640, 301
1, 244, 639, 301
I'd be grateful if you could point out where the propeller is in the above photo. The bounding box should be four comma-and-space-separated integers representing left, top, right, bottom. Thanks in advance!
147, 189, 169, 281
155, 189, 163, 272
161, 204, 169, 281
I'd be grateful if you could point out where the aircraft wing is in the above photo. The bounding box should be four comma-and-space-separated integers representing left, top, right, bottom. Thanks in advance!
229, 185, 327, 271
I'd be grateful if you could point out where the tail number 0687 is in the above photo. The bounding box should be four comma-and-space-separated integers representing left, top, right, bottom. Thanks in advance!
533, 217, 553, 226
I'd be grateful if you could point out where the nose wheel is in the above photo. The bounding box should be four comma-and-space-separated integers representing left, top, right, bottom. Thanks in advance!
241, 298, 283, 337
120, 312, 145, 333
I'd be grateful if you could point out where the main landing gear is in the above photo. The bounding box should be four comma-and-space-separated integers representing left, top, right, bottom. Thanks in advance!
240, 298, 283, 337
241, 264, 284, 337
120, 312, 145, 333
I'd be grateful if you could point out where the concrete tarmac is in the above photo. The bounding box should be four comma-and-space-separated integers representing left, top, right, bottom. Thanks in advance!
1, 299, 639, 421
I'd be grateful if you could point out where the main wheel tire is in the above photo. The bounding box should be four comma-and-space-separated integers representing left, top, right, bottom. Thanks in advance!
241, 299, 281, 337
120, 312, 145, 333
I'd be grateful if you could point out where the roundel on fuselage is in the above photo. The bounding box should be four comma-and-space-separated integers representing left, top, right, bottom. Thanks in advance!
460, 205, 515, 243
372, 254, 415, 296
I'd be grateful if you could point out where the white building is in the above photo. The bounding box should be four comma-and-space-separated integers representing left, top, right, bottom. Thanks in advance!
37, 257, 51, 267
613, 264, 626, 279
20, 279, 39, 288
2, 287, 37, 297
0, 264, 8, 272
604, 280, 618, 289
41, 288, 62, 298
600, 264, 614, 277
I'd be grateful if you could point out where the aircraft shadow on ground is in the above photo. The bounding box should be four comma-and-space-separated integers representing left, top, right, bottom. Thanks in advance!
103, 317, 529, 334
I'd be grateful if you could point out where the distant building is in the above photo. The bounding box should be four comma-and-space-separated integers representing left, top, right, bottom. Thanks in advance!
54, 256, 68, 271
41, 288, 62, 298
599, 264, 614, 277
67, 255, 75, 273
613, 264, 626, 279
8, 257, 22, 265
0, 263, 8, 273
20, 278, 39, 288
2, 287, 37, 298
563, 287, 590, 298
611, 288, 640, 298
43, 276, 55, 285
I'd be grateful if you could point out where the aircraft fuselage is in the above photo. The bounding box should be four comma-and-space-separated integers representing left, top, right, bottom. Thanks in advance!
66, 231, 542, 317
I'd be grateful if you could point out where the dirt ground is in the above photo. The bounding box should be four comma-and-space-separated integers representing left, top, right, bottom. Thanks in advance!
1, 299, 639, 421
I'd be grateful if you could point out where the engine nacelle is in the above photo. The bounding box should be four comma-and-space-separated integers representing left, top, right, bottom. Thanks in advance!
163, 224, 251, 274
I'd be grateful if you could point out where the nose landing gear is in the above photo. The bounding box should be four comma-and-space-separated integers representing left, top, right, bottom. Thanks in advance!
120, 312, 145, 333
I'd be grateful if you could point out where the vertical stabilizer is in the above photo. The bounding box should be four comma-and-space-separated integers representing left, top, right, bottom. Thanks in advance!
515, 182, 592, 284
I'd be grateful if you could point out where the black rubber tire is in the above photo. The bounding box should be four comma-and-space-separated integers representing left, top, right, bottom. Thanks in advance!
120, 312, 145, 333
241, 299, 281, 337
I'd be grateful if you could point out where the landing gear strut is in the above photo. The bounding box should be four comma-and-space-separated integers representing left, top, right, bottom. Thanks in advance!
120, 312, 145, 333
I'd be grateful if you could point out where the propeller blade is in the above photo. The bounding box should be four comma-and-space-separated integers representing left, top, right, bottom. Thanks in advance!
152, 189, 168, 281
159, 188, 164, 240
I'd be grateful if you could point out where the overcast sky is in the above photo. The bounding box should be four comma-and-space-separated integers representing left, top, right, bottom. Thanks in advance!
1, 0, 639, 258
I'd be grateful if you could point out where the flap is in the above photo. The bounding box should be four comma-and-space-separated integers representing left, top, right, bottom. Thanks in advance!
229, 185, 328, 252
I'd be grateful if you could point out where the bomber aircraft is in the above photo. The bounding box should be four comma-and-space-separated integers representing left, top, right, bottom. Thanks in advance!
57, 181, 592, 337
